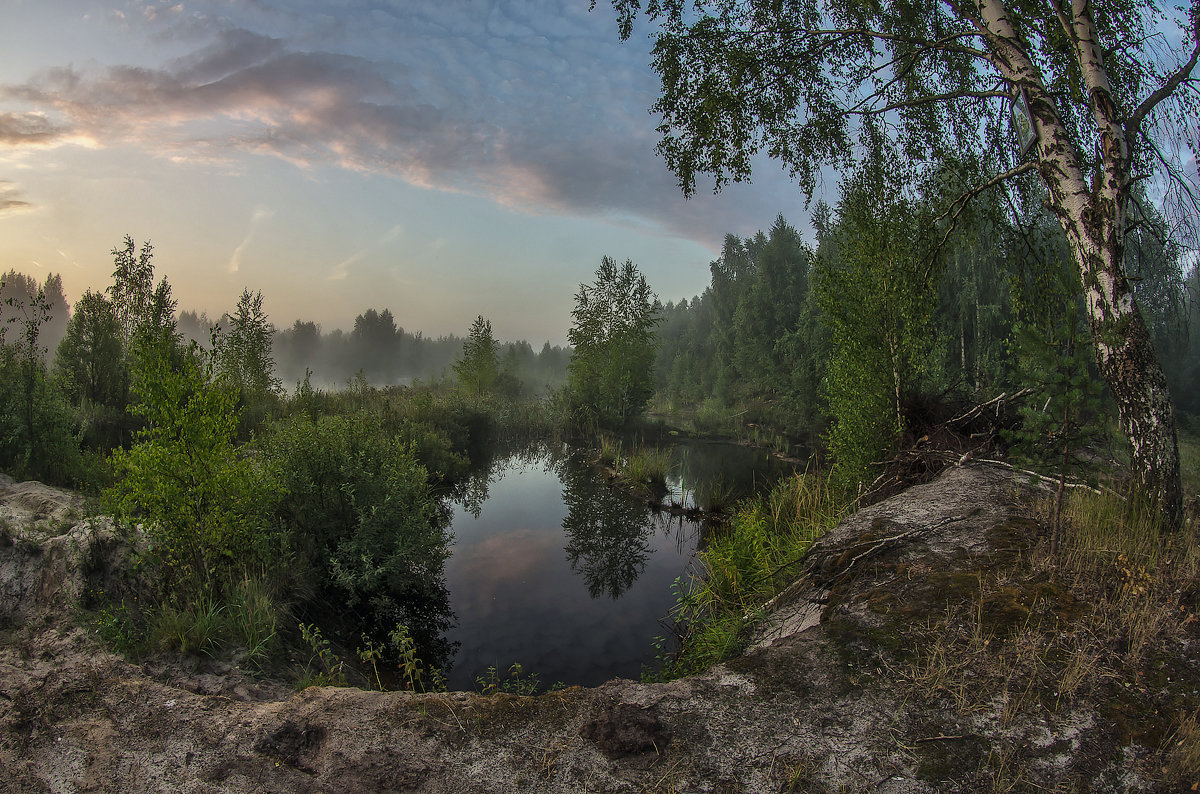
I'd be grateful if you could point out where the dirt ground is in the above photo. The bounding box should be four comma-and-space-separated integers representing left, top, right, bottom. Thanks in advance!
2, 465, 1197, 793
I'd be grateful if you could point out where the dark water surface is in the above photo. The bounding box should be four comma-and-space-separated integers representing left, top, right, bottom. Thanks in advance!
442, 441, 792, 690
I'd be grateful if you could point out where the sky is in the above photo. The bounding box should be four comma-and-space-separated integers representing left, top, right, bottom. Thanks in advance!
0, 0, 808, 345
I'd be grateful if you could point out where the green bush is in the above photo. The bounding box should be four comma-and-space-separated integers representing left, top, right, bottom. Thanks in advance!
657, 471, 844, 678
260, 413, 453, 643
103, 346, 280, 598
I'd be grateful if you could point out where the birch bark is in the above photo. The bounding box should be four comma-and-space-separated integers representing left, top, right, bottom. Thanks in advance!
977, 0, 1183, 524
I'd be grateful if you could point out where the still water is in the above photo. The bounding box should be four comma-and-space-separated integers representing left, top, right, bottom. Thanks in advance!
442, 441, 791, 690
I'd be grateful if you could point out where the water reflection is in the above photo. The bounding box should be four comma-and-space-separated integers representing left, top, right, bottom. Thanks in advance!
440, 440, 794, 690
561, 462, 654, 599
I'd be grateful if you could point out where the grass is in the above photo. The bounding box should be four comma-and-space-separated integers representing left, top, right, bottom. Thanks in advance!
597, 435, 622, 467
1178, 422, 1200, 500
889, 479, 1200, 789
692, 475, 734, 513
652, 468, 845, 678
1166, 708, 1200, 783
594, 436, 673, 498
625, 446, 672, 488
93, 575, 283, 671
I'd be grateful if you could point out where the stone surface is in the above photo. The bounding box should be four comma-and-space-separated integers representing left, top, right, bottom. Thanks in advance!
0, 465, 1193, 792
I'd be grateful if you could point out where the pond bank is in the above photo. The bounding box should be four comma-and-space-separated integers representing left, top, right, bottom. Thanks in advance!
4, 463, 1195, 791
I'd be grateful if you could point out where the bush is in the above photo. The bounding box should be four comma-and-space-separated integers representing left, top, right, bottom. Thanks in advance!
103, 346, 280, 599
657, 470, 844, 678
260, 413, 453, 645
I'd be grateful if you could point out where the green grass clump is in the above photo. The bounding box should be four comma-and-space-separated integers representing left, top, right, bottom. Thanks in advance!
624, 446, 672, 488
655, 469, 845, 677
93, 575, 282, 670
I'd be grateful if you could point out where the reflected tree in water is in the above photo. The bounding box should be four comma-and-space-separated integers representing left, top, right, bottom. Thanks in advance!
450, 440, 564, 519
561, 463, 654, 599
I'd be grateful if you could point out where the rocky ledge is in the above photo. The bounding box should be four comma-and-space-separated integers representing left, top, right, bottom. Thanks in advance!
1, 464, 1197, 792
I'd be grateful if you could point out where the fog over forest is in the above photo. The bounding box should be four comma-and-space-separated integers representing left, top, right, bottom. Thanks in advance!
2, 269, 571, 397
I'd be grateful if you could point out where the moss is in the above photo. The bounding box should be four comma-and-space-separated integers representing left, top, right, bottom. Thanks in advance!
1100, 687, 1171, 747
984, 517, 1043, 562
980, 576, 1082, 635
467, 687, 588, 736
725, 642, 826, 698
914, 734, 991, 783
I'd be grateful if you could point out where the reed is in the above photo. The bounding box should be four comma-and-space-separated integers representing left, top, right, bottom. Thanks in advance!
656, 468, 844, 677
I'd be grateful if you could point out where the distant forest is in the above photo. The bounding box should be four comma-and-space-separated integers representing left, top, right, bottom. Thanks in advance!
0, 271, 571, 396
4, 177, 1198, 473
651, 180, 1198, 484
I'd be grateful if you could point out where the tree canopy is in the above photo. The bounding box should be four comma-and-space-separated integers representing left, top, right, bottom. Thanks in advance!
567, 257, 662, 430
605, 0, 1199, 523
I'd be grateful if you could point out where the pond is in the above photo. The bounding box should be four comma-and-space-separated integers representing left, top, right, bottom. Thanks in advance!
441, 440, 794, 690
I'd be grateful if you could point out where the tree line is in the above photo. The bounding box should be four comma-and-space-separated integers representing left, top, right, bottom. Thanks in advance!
655, 171, 1197, 492
605, 0, 1198, 522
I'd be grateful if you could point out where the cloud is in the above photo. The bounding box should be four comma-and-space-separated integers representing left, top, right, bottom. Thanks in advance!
228, 205, 274, 273
329, 223, 405, 280
0, 181, 33, 215
0, 112, 65, 146
0, 1, 793, 247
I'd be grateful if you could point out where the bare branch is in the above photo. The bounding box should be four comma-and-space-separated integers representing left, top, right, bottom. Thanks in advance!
1127, 41, 1200, 134
924, 161, 1038, 279
851, 88, 1010, 115
933, 161, 1037, 226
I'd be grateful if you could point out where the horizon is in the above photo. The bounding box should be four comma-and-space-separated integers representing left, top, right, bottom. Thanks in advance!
0, 1, 810, 348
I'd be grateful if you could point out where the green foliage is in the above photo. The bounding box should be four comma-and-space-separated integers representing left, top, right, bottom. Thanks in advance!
816, 163, 938, 492
475, 663, 558, 696
566, 257, 661, 430
260, 411, 452, 643
1005, 318, 1108, 474
109, 237, 181, 382
108, 236, 158, 348
93, 599, 146, 657
656, 470, 844, 678
388, 623, 446, 692
654, 217, 825, 434
93, 576, 280, 669
356, 623, 446, 692
0, 272, 87, 485
104, 343, 280, 597
149, 593, 227, 656
55, 290, 124, 402
217, 288, 281, 432
611, 0, 1193, 521
226, 576, 281, 670
298, 622, 348, 687
453, 315, 499, 395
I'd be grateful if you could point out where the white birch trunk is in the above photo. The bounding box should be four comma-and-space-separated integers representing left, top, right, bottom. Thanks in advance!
977, 0, 1183, 525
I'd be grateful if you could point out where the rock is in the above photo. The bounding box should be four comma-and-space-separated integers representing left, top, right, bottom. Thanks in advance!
0, 480, 83, 526
579, 702, 666, 757
0, 465, 1192, 792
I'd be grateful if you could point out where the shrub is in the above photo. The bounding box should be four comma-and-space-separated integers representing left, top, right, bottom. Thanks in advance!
260, 413, 453, 645
103, 345, 280, 599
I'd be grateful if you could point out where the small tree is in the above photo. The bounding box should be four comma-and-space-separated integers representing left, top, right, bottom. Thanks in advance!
106, 237, 182, 422
56, 290, 124, 408
218, 289, 281, 401
453, 315, 499, 395
108, 236, 157, 350
56, 290, 126, 450
105, 343, 278, 598
816, 162, 938, 490
566, 257, 661, 430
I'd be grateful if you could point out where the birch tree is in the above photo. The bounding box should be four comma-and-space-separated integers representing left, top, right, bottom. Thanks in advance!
605, 0, 1198, 524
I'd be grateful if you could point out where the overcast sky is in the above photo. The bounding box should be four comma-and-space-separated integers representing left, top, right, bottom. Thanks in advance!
0, 0, 807, 344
